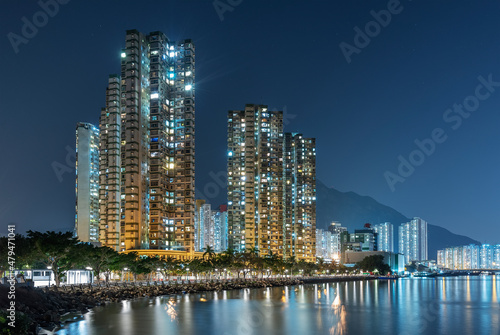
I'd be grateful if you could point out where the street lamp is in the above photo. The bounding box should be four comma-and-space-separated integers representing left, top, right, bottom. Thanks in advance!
124, 268, 129, 282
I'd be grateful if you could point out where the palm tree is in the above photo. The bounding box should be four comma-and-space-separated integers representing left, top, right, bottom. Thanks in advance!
203, 245, 215, 260
264, 250, 279, 277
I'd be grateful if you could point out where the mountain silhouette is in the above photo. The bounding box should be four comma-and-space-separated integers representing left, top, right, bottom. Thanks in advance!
316, 180, 480, 259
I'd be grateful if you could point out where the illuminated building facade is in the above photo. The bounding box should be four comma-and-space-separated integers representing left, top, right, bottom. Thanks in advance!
98, 76, 121, 251
227, 104, 284, 257
316, 229, 332, 262
398, 217, 428, 264
438, 244, 500, 269
213, 205, 228, 252
373, 222, 394, 253
75, 122, 100, 243
98, 29, 195, 252
227, 104, 316, 261
283, 133, 316, 262
194, 199, 205, 251
328, 222, 347, 261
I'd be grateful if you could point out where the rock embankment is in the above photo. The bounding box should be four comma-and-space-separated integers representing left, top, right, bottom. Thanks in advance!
0, 278, 302, 334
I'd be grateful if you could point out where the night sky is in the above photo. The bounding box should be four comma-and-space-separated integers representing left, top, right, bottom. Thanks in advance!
1, 0, 500, 243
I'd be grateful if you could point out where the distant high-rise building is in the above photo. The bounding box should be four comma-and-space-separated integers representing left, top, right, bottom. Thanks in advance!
213, 205, 228, 252
328, 222, 346, 261
494, 245, 500, 269
75, 122, 100, 243
373, 222, 394, 253
353, 225, 377, 252
316, 229, 332, 261
437, 250, 445, 268
98, 29, 195, 252
453, 246, 463, 269
227, 104, 284, 257
480, 244, 494, 269
194, 199, 206, 251
438, 244, 497, 270
199, 203, 213, 250
194, 203, 228, 252
399, 217, 428, 264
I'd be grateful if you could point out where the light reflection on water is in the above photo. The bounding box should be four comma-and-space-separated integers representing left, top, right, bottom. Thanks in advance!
56, 277, 500, 335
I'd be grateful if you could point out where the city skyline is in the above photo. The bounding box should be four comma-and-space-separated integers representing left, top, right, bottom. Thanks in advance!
2, 1, 500, 244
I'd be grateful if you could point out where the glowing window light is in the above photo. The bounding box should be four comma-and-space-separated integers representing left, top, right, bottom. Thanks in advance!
185, 84, 193, 91
151, 93, 159, 99
121, 52, 126, 58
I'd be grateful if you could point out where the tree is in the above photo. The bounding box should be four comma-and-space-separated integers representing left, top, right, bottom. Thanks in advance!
356, 255, 391, 274
203, 245, 216, 260
78, 245, 119, 282
158, 256, 180, 280
26, 231, 80, 286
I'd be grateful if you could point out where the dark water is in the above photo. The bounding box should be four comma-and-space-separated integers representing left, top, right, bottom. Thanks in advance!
56, 276, 500, 335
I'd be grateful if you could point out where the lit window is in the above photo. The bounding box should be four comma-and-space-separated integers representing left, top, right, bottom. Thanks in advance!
185, 84, 193, 91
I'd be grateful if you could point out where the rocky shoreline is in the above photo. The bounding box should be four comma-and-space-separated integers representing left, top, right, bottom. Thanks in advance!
0, 276, 377, 334
1, 278, 302, 334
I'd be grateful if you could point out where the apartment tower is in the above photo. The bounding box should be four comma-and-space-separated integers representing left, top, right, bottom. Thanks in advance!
75, 122, 100, 243
283, 133, 316, 261
227, 104, 284, 257
98, 29, 195, 252
399, 217, 428, 264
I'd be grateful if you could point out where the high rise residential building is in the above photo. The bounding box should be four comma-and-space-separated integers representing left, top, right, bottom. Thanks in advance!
227, 104, 284, 257
99, 76, 121, 251
213, 205, 228, 252
328, 222, 346, 261
373, 222, 394, 253
398, 217, 428, 264
194, 199, 206, 251
98, 29, 195, 252
437, 250, 445, 268
283, 133, 316, 262
75, 123, 100, 243
480, 244, 494, 269
227, 104, 316, 261
316, 229, 332, 261
452, 246, 463, 269
199, 203, 214, 250
444, 247, 454, 269
437, 244, 500, 270
494, 245, 500, 269
194, 203, 228, 252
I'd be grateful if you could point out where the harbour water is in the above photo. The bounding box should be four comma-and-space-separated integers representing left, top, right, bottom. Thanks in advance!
56, 276, 500, 335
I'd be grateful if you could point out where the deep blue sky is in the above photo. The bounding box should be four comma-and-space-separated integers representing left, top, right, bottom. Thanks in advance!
1, 0, 499, 243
